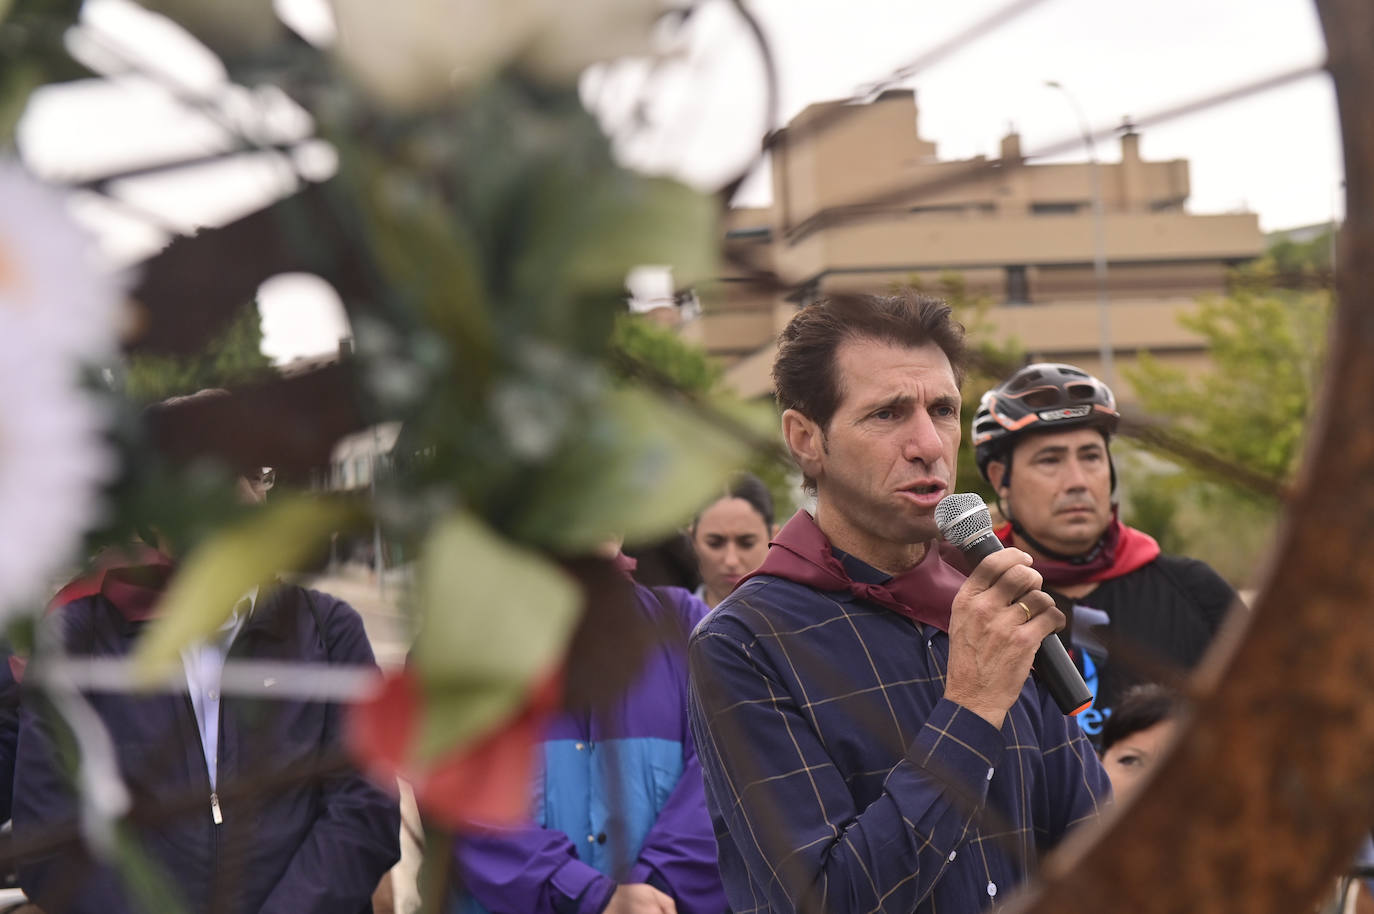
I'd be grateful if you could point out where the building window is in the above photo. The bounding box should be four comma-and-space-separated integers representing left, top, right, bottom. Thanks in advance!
1005, 266, 1030, 304
1031, 202, 1082, 215
909, 204, 968, 216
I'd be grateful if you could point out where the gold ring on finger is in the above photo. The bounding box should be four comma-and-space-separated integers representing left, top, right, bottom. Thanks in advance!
1017, 601, 1032, 624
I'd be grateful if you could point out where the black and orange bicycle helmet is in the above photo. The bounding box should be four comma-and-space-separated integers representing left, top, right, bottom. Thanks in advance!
972, 363, 1120, 483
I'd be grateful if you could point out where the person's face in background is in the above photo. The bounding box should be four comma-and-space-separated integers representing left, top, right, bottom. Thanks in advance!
691, 496, 772, 608
237, 467, 275, 505
1102, 717, 1177, 802
993, 427, 1114, 558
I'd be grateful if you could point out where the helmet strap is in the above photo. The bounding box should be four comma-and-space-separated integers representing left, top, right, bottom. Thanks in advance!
1008, 517, 1110, 565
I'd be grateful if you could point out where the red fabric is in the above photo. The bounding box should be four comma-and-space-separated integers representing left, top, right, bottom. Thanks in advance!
11, 546, 177, 683
612, 551, 638, 581
48, 544, 175, 622
347, 666, 564, 830
741, 510, 966, 632
993, 517, 1160, 588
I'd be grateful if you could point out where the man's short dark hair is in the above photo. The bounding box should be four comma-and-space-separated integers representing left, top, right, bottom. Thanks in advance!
772, 290, 967, 432
1100, 683, 1179, 754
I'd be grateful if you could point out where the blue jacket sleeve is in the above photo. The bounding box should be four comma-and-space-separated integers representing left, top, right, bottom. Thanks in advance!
689, 619, 1008, 914
624, 721, 727, 914
0, 645, 20, 824
258, 596, 401, 914
454, 824, 617, 914
625, 588, 725, 913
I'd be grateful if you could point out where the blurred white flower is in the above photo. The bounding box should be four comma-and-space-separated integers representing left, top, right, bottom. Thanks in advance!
0, 162, 128, 361
0, 162, 119, 619
0, 341, 115, 620
332, 0, 666, 109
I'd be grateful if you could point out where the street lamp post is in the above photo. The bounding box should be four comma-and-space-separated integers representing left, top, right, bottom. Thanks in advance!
1045, 80, 1113, 385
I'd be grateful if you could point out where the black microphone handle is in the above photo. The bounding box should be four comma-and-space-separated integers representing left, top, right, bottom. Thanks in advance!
956, 530, 1095, 717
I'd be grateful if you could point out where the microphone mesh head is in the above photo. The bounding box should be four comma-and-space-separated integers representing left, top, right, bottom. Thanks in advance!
935, 492, 994, 547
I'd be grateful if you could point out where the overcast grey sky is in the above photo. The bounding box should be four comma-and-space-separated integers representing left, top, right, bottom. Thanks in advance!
600, 0, 1339, 229
18, 0, 1343, 362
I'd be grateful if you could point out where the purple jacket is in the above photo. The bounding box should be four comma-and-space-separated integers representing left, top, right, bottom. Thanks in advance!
452, 584, 726, 914
12, 585, 401, 914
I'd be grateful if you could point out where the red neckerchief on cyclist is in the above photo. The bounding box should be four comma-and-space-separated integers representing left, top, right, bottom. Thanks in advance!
741, 510, 965, 632
994, 512, 1159, 588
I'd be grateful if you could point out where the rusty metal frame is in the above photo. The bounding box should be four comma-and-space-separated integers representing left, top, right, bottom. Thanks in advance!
1012, 2, 1374, 911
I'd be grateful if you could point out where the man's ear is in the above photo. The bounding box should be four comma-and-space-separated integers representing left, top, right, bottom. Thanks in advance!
986, 458, 1010, 498
781, 408, 825, 484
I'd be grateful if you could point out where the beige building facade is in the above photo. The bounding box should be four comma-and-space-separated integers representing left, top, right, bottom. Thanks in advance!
673, 89, 1265, 400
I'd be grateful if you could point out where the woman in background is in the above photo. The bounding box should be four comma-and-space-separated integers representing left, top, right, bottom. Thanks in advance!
689, 473, 776, 610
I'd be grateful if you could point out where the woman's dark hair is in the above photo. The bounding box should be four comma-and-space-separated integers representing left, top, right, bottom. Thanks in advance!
1100, 683, 1180, 753
692, 472, 775, 532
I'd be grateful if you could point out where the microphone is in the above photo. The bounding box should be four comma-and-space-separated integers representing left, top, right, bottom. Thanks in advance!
935, 493, 1094, 717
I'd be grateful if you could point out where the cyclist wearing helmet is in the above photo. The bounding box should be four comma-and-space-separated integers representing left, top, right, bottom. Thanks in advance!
972, 363, 1238, 742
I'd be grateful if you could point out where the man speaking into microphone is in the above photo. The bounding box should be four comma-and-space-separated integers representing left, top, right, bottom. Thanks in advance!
688, 291, 1109, 914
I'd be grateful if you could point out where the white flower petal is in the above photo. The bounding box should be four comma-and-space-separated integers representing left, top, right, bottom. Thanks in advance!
522, 0, 662, 82
331, 0, 666, 108
0, 323, 115, 620
332, 0, 539, 108
0, 161, 129, 362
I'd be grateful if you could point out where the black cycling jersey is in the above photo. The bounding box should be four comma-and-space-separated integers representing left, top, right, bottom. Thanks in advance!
1048, 554, 1239, 745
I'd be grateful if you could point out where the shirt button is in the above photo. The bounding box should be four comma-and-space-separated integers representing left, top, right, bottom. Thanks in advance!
986, 767, 994, 781
575, 743, 585, 751
987, 882, 997, 897
947, 850, 956, 862
587, 834, 596, 843
208, 690, 219, 701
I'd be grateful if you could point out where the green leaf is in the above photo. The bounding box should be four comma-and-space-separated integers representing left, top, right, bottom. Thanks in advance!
515, 174, 717, 317
0, 62, 41, 146
410, 512, 580, 761
132, 496, 358, 678
510, 385, 756, 551
356, 160, 495, 386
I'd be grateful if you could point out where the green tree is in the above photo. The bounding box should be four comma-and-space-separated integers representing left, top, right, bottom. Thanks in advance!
124, 303, 274, 402
1127, 272, 1330, 486
1120, 243, 1333, 584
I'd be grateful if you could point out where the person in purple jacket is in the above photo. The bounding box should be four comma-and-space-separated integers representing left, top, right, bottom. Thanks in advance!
451, 555, 727, 914
688, 290, 1110, 914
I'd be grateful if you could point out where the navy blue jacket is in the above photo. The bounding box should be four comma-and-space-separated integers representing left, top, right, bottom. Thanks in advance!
12, 584, 401, 914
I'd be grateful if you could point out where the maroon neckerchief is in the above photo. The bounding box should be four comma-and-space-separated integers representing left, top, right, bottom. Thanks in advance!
47, 544, 175, 622
613, 551, 639, 582
994, 515, 1159, 588
740, 510, 966, 632
10, 545, 176, 683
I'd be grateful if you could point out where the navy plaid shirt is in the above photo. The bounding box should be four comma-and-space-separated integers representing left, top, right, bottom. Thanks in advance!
688, 551, 1110, 914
